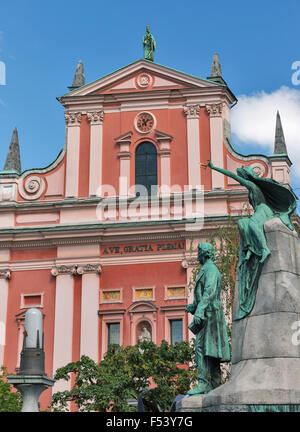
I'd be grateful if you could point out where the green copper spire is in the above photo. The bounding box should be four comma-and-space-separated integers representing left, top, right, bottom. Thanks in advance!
207, 52, 227, 85
3, 127, 21, 174
68, 60, 85, 91
143, 26, 156, 62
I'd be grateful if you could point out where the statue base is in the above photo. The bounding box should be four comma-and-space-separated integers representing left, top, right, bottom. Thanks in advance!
175, 395, 204, 412
176, 218, 300, 412
7, 374, 55, 412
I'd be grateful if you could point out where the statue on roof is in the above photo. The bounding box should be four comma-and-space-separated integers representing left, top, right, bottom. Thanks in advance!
143, 26, 156, 62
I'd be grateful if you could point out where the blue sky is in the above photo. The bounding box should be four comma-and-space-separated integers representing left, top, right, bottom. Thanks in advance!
0, 0, 299, 210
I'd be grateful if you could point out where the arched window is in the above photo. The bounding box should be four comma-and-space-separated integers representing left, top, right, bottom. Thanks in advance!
135, 142, 157, 195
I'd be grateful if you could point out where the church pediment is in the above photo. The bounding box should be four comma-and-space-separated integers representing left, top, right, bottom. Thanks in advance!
61, 59, 222, 99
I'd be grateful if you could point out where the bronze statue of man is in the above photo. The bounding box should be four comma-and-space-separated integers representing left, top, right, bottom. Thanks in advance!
143, 26, 156, 62
186, 243, 230, 395
206, 159, 297, 320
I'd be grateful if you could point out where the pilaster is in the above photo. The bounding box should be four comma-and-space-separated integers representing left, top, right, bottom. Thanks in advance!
0, 269, 11, 367
77, 264, 102, 361
115, 132, 132, 197
183, 105, 201, 190
181, 256, 199, 344
155, 130, 172, 193
87, 111, 104, 197
206, 103, 225, 189
51, 265, 76, 393
64, 111, 82, 198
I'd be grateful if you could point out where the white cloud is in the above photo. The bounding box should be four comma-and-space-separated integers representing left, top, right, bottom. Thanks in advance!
231, 86, 300, 180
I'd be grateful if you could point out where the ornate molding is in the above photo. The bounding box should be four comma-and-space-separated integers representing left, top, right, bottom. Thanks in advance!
87, 111, 104, 125
249, 162, 266, 177
183, 104, 200, 119
64, 111, 82, 126
0, 269, 11, 279
51, 265, 77, 277
158, 149, 171, 158
155, 130, 172, 157
181, 257, 199, 269
205, 103, 223, 118
115, 131, 133, 156
117, 151, 132, 160
51, 264, 102, 276
18, 175, 46, 201
76, 264, 102, 275
135, 73, 153, 89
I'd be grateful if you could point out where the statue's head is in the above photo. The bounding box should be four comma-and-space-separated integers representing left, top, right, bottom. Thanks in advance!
146, 25, 150, 32
197, 243, 216, 264
237, 166, 256, 179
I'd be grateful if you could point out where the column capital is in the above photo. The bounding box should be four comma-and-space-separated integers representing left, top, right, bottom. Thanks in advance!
181, 257, 199, 269
0, 269, 11, 279
64, 111, 82, 126
205, 103, 223, 118
183, 104, 200, 119
87, 111, 104, 125
51, 265, 77, 277
77, 264, 102, 275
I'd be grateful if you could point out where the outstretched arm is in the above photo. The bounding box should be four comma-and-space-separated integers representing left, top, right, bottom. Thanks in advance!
207, 159, 252, 189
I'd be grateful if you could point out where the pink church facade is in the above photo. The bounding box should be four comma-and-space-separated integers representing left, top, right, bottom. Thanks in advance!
0, 57, 292, 409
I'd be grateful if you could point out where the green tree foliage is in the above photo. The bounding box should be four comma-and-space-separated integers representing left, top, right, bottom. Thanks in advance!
0, 367, 22, 412
209, 214, 240, 316
51, 341, 197, 412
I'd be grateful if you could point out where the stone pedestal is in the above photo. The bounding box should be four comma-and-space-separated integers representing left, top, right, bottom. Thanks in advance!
175, 395, 203, 412
7, 375, 55, 412
176, 218, 300, 412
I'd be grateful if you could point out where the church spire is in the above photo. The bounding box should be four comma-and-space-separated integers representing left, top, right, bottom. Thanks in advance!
207, 52, 227, 85
210, 52, 222, 77
3, 127, 21, 174
274, 111, 288, 155
68, 60, 85, 91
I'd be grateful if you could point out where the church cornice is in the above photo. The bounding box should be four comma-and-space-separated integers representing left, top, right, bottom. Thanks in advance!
0, 208, 252, 250
59, 85, 235, 110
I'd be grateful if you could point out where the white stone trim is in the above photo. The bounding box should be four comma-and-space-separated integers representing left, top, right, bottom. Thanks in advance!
0, 278, 9, 367
20, 292, 44, 309
206, 104, 225, 189
80, 272, 99, 362
184, 105, 201, 189
65, 60, 220, 97
100, 253, 184, 266
132, 285, 155, 302
100, 287, 123, 304
65, 112, 81, 198
164, 284, 187, 300
164, 310, 187, 344
101, 314, 124, 359
52, 273, 74, 395
88, 112, 104, 197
